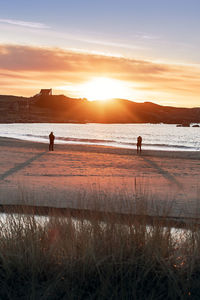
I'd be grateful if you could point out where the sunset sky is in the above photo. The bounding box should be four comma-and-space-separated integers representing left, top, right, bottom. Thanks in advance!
1, 0, 200, 107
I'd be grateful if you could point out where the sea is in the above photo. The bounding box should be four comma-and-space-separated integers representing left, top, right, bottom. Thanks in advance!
0, 123, 200, 151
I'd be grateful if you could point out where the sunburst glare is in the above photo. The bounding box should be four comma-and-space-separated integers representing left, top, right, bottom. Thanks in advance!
81, 77, 133, 101
57, 77, 135, 101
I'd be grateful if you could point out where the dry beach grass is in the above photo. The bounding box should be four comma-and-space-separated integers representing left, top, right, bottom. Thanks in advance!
0, 201, 200, 299
0, 137, 200, 298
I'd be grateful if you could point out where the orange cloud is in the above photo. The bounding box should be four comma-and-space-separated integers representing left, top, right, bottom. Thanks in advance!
0, 44, 172, 74
0, 44, 200, 107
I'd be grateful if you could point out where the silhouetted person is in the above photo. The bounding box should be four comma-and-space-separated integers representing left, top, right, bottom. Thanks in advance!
137, 136, 142, 154
49, 132, 55, 151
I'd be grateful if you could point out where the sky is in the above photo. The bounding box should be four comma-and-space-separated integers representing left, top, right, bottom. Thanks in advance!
0, 0, 200, 107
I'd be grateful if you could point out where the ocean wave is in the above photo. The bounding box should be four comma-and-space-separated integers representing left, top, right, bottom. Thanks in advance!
1, 122, 199, 152
21, 134, 197, 150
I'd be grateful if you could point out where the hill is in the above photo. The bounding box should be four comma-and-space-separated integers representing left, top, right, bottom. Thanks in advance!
0, 94, 200, 124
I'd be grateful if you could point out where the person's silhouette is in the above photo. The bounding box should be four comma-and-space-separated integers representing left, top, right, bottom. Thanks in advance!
137, 136, 142, 154
49, 132, 55, 151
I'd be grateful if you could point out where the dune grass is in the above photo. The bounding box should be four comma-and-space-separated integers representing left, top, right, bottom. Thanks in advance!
0, 179, 200, 299
0, 204, 199, 300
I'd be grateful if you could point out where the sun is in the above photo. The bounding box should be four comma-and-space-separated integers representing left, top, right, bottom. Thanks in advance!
80, 77, 132, 101
56, 77, 135, 101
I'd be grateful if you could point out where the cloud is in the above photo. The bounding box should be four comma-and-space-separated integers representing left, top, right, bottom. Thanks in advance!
0, 44, 200, 106
134, 32, 160, 40
0, 18, 49, 29
0, 44, 169, 74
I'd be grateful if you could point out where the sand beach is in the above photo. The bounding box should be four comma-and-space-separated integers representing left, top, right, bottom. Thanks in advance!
0, 137, 200, 218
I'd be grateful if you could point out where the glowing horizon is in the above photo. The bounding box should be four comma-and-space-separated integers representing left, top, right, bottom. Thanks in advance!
1, 44, 200, 107
56, 77, 136, 101
1, 1, 200, 107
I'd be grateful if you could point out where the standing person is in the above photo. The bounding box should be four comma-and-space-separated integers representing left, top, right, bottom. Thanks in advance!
49, 132, 55, 151
137, 136, 142, 154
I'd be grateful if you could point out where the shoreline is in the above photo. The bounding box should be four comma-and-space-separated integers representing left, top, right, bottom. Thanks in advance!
0, 136, 200, 219
0, 136, 200, 160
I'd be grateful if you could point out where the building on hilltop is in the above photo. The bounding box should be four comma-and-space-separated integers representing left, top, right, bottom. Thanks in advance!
38, 89, 52, 96
31, 89, 53, 101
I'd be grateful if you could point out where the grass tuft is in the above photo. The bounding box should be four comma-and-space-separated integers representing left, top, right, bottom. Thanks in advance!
0, 204, 199, 299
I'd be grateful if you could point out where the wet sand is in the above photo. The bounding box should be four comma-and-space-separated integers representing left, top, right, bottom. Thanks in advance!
0, 137, 200, 218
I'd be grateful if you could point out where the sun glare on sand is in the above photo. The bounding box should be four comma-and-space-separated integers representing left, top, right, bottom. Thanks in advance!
57, 77, 134, 101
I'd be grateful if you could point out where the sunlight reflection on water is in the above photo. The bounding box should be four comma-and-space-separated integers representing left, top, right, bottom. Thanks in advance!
0, 123, 200, 151
0, 212, 189, 244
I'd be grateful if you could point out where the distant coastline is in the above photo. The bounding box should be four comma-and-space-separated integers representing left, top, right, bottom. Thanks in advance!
0, 93, 200, 124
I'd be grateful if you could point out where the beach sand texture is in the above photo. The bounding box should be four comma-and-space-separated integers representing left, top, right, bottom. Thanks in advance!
0, 137, 200, 218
